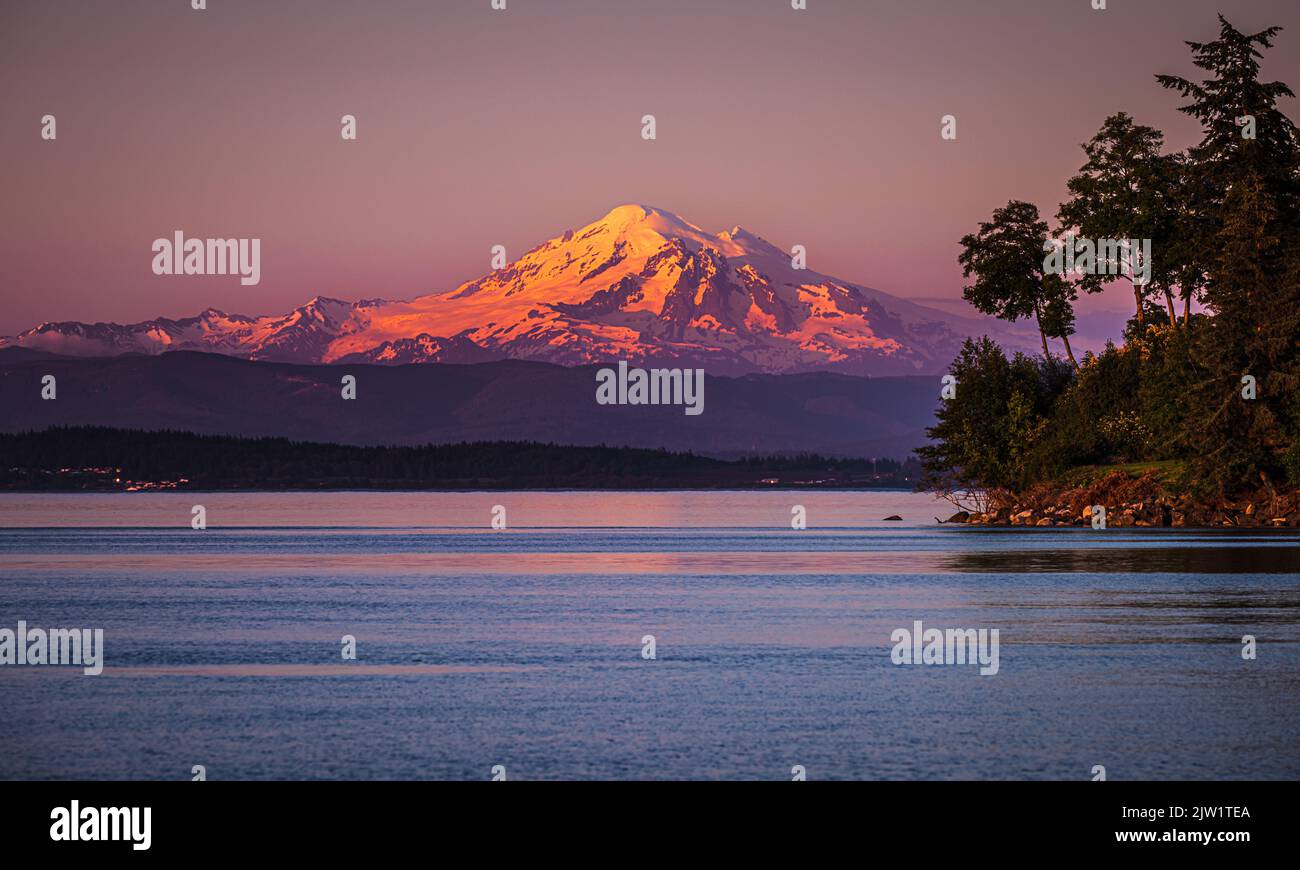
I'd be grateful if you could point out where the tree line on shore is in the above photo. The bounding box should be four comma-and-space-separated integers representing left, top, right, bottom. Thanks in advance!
920, 16, 1300, 506
0, 426, 921, 490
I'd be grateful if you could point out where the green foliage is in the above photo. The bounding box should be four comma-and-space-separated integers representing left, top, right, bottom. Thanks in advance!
1283, 438, 1300, 488
1056, 112, 1183, 321
1018, 342, 1139, 482
926, 16, 1299, 501
917, 337, 1070, 492
958, 200, 1079, 362
1134, 328, 1197, 460
1097, 411, 1152, 462
1157, 16, 1300, 227
1162, 16, 1300, 494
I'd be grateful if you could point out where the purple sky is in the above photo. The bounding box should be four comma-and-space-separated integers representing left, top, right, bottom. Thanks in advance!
2, 0, 1298, 335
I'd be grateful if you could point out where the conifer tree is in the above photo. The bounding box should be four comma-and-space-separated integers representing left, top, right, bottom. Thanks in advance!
1158, 17, 1300, 492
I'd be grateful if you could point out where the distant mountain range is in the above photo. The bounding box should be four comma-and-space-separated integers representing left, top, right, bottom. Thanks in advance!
0, 349, 940, 459
0, 204, 1040, 376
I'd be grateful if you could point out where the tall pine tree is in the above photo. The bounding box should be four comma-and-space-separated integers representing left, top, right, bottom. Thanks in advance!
1159, 16, 1300, 493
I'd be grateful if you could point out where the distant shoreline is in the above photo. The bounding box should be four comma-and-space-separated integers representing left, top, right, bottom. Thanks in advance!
0, 426, 923, 493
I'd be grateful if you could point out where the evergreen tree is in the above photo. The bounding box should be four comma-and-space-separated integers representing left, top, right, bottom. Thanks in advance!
917, 337, 1061, 498
925, 18, 1299, 501
1159, 17, 1300, 493
1158, 16, 1300, 226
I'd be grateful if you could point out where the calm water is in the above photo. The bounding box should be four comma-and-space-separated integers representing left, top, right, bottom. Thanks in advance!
1, 491, 1297, 780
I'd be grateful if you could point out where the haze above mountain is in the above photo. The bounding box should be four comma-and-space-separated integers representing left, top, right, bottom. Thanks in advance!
1, 205, 1040, 375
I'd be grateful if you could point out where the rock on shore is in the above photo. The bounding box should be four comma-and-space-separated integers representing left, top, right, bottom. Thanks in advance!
943, 471, 1300, 528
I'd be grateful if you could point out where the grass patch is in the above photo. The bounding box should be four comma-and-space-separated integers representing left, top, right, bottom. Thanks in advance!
1057, 459, 1186, 489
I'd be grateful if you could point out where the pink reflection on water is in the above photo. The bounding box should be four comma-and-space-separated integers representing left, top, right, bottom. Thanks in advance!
0, 491, 951, 529
2, 549, 946, 576
103, 664, 542, 677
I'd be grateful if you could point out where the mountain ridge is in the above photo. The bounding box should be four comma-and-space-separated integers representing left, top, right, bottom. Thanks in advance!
0, 350, 940, 459
1, 204, 1038, 375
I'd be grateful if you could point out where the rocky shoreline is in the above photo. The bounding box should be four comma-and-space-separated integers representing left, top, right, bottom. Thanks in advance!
939, 471, 1300, 529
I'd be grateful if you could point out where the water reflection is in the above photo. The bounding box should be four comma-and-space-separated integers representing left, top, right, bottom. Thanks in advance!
944, 545, 1300, 574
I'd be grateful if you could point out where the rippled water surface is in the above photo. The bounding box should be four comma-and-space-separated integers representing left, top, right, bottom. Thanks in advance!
2, 491, 1297, 780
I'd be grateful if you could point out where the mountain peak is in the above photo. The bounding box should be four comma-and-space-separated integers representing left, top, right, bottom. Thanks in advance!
577, 204, 726, 261
304, 295, 349, 308
599, 203, 661, 224
585, 206, 779, 259
0, 204, 1038, 374
593, 203, 707, 237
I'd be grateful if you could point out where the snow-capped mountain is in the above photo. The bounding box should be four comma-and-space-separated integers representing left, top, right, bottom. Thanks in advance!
1, 204, 1034, 374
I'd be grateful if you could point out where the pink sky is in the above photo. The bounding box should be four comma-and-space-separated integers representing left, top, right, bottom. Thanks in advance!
2, 0, 1298, 335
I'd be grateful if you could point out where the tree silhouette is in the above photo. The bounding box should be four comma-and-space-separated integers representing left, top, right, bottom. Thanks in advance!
1056, 112, 1182, 331
958, 200, 1080, 371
